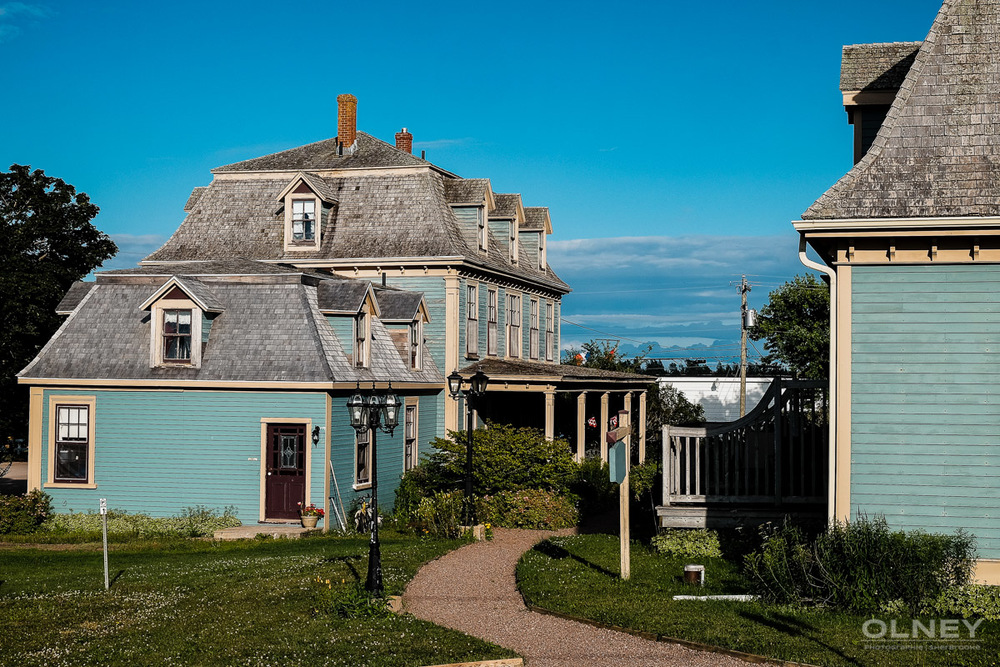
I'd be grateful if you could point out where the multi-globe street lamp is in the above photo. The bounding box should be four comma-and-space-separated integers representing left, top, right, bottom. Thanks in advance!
446, 369, 489, 526
346, 382, 401, 596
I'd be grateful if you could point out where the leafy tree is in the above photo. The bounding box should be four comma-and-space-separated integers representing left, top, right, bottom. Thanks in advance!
0, 165, 117, 441
647, 383, 706, 430
562, 339, 650, 372
750, 274, 830, 380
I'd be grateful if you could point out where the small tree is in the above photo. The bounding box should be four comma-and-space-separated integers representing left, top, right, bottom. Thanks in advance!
750, 274, 830, 380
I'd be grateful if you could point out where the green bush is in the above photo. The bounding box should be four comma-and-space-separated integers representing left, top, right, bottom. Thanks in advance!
0, 490, 52, 534
651, 529, 722, 559
42, 505, 241, 538
312, 577, 392, 619
413, 491, 464, 538
424, 424, 577, 496
916, 584, 1000, 621
570, 456, 615, 519
478, 489, 578, 530
744, 515, 976, 614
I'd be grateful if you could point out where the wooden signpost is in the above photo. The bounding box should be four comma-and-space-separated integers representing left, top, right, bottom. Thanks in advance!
607, 413, 631, 579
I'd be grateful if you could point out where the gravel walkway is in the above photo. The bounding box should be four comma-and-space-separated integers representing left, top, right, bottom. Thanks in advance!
403, 528, 749, 667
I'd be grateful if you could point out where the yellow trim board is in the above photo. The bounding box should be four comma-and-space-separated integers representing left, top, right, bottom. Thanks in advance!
19, 377, 443, 390
975, 560, 1000, 585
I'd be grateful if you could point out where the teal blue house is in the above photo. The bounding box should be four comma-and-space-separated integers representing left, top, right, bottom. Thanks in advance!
19, 94, 650, 527
796, 0, 1000, 583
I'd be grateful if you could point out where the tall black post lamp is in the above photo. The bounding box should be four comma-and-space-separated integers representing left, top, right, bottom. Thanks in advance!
447, 369, 489, 526
346, 382, 400, 596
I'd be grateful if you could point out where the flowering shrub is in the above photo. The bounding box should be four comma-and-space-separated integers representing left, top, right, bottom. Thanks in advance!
413, 491, 464, 538
298, 503, 325, 517
478, 489, 578, 530
0, 490, 52, 534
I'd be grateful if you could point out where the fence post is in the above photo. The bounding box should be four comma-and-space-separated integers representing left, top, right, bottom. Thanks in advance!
662, 425, 671, 507
773, 377, 783, 505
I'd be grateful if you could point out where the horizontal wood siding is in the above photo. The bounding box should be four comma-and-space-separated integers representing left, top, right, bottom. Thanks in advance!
327, 315, 354, 358
383, 276, 447, 375
521, 234, 539, 268
40, 389, 326, 523
852, 265, 1000, 557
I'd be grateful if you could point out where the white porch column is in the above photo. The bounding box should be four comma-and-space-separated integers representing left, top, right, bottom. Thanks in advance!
639, 390, 648, 463
624, 391, 633, 454
576, 391, 587, 461
600, 391, 610, 461
544, 390, 555, 441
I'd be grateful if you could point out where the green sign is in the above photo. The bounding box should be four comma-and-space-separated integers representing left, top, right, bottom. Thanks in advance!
609, 440, 627, 484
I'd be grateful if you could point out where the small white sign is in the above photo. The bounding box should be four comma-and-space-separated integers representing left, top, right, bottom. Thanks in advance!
99, 498, 107, 515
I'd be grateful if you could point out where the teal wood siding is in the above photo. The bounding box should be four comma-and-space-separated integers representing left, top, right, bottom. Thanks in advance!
521, 234, 539, 268
202, 313, 215, 343
852, 265, 1000, 557
382, 276, 447, 374
40, 389, 327, 523
489, 219, 510, 258
452, 206, 480, 228
327, 315, 354, 358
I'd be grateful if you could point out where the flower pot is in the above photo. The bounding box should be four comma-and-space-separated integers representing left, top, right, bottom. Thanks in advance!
301, 515, 320, 529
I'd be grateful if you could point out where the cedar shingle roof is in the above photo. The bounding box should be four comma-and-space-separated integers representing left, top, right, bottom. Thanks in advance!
840, 42, 921, 91
374, 288, 424, 322
443, 178, 490, 205
804, 0, 1000, 221
491, 193, 522, 219
317, 279, 371, 314
522, 207, 550, 231
19, 273, 441, 384
56, 282, 96, 314
459, 357, 652, 385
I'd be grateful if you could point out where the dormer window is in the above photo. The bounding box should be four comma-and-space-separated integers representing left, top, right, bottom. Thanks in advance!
162, 309, 192, 361
509, 221, 517, 263
355, 311, 369, 368
478, 209, 487, 251
410, 320, 422, 370
292, 200, 316, 241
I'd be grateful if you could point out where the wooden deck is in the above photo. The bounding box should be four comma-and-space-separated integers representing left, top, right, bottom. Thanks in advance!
657, 379, 828, 529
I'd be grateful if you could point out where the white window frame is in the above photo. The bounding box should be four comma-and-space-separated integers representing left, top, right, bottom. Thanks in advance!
545, 301, 555, 361
150, 299, 203, 368
529, 298, 539, 360
466, 282, 479, 359
355, 311, 370, 368
409, 319, 422, 371
354, 428, 372, 489
477, 207, 487, 251
404, 400, 418, 472
487, 287, 498, 356
45, 395, 97, 489
291, 199, 316, 242
283, 192, 322, 252
506, 292, 521, 358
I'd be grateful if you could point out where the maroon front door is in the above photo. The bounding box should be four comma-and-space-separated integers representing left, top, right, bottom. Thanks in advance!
265, 423, 306, 519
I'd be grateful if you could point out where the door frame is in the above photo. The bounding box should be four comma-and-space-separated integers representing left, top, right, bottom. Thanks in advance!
259, 417, 312, 522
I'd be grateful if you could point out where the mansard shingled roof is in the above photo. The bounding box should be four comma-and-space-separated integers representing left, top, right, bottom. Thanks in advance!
805, 0, 1000, 221
443, 178, 490, 205
214, 132, 429, 172
840, 41, 921, 91
20, 273, 441, 384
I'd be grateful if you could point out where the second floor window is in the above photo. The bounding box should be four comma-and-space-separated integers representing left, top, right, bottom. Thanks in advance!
506, 293, 521, 358
466, 284, 479, 358
404, 405, 417, 472
529, 298, 539, 360
487, 288, 498, 355
356, 428, 371, 486
355, 313, 368, 368
545, 301, 555, 361
292, 200, 316, 241
162, 309, 192, 362
410, 320, 421, 370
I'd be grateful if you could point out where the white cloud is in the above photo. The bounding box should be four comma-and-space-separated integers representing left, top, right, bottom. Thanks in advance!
97, 233, 168, 271
412, 138, 473, 150
0, 3, 51, 42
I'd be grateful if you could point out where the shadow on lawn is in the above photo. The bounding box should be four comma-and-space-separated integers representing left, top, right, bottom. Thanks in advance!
323, 554, 365, 582
738, 609, 862, 666
532, 540, 617, 578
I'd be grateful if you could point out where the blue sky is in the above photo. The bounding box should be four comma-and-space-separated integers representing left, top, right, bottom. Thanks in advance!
1, 0, 944, 365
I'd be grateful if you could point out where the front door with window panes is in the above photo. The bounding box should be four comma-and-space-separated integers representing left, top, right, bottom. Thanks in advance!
265, 423, 306, 519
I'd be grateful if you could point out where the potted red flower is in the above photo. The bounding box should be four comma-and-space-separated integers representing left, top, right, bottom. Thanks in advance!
298, 502, 325, 529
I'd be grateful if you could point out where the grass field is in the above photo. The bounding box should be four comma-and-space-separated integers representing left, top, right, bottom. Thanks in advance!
0, 532, 515, 667
516, 534, 1000, 667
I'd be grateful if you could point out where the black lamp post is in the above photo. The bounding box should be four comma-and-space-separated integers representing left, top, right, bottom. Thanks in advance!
347, 382, 400, 596
447, 369, 489, 526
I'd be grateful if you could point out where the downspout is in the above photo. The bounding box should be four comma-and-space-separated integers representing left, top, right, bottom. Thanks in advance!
797, 234, 837, 526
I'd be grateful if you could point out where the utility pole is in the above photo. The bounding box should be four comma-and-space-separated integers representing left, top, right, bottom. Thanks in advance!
738, 275, 751, 417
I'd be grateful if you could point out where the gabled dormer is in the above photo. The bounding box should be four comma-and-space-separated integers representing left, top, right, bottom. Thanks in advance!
276, 172, 338, 253
140, 276, 224, 369
374, 288, 430, 371
522, 207, 553, 271
317, 279, 380, 368
490, 193, 524, 265
444, 178, 494, 253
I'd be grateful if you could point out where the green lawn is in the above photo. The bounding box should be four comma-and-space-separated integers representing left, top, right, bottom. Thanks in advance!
516, 534, 1000, 667
0, 532, 515, 667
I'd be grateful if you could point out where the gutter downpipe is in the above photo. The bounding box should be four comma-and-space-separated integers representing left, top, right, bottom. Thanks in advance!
797, 233, 837, 526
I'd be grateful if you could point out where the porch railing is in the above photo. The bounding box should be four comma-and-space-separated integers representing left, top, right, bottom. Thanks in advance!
662, 379, 827, 507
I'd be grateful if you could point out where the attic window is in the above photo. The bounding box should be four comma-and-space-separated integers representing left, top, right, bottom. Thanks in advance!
410, 320, 422, 370
509, 221, 517, 263
355, 312, 369, 368
162, 309, 192, 361
292, 200, 316, 241
478, 209, 487, 251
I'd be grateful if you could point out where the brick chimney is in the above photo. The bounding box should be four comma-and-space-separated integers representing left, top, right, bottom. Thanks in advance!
337, 94, 358, 147
395, 127, 413, 154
